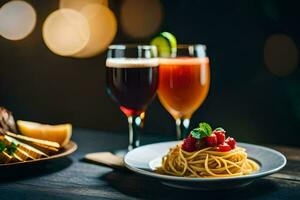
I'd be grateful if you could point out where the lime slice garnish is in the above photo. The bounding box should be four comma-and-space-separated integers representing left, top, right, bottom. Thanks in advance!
150, 32, 177, 57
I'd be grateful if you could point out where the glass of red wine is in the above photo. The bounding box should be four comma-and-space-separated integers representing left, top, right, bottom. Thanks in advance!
106, 45, 159, 150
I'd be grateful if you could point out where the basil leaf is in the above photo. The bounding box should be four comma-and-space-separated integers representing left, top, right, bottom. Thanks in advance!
191, 128, 201, 139
214, 127, 225, 132
7, 142, 17, 155
191, 122, 212, 139
199, 122, 212, 137
0, 141, 6, 152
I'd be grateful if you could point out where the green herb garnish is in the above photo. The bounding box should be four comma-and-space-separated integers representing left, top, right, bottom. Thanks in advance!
191, 122, 212, 139
7, 142, 17, 155
214, 127, 225, 132
0, 141, 6, 152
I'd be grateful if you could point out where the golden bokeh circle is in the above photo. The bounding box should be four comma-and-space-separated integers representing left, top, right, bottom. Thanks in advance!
73, 4, 117, 58
59, 0, 108, 11
42, 9, 90, 56
0, 0, 36, 40
120, 0, 163, 39
264, 34, 298, 76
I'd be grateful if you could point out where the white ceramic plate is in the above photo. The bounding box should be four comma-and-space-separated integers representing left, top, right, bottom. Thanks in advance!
124, 141, 286, 190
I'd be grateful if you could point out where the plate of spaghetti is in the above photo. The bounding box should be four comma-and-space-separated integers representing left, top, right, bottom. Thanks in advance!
124, 122, 286, 190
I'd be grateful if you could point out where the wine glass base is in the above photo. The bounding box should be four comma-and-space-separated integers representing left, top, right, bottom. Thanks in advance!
112, 149, 128, 157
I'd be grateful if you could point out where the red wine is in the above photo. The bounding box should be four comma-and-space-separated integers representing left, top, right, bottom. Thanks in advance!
106, 58, 159, 116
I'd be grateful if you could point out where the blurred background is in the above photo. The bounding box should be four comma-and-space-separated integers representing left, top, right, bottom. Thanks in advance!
0, 0, 299, 147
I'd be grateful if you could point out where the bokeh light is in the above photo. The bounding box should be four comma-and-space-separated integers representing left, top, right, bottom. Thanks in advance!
73, 4, 117, 58
59, 0, 108, 11
120, 0, 163, 39
42, 9, 90, 56
0, 0, 36, 40
264, 34, 298, 76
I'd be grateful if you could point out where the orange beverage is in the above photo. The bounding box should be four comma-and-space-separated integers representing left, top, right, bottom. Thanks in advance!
158, 57, 210, 119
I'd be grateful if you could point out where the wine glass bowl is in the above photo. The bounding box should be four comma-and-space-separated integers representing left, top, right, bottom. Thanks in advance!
157, 44, 210, 139
106, 45, 159, 150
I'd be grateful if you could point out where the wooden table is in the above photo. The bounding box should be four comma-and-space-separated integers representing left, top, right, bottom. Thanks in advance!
0, 128, 299, 200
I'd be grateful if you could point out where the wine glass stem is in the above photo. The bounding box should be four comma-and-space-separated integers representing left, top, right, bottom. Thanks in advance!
127, 112, 145, 151
175, 118, 190, 140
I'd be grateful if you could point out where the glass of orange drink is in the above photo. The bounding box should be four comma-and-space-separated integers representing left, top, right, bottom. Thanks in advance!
158, 44, 210, 139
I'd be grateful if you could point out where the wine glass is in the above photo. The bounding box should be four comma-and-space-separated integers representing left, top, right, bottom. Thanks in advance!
106, 45, 159, 150
157, 44, 210, 139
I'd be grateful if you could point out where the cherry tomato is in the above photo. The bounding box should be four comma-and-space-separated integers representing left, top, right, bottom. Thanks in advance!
226, 137, 236, 149
195, 138, 206, 149
205, 134, 218, 147
182, 134, 197, 152
213, 131, 225, 144
218, 143, 232, 152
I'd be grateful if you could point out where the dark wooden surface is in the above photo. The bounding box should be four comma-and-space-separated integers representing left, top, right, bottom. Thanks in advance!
0, 128, 299, 200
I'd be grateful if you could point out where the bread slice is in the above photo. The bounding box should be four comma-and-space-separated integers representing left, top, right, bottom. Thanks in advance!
2, 136, 35, 161
0, 136, 13, 163
0, 138, 24, 163
10, 152, 24, 162
0, 151, 12, 164
6, 132, 60, 149
29, 142, 59, 155
5, 132, 59, 155
4, 135, 48, 159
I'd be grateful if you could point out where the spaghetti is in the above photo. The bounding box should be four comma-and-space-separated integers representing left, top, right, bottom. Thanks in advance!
156, 144, 259, 178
